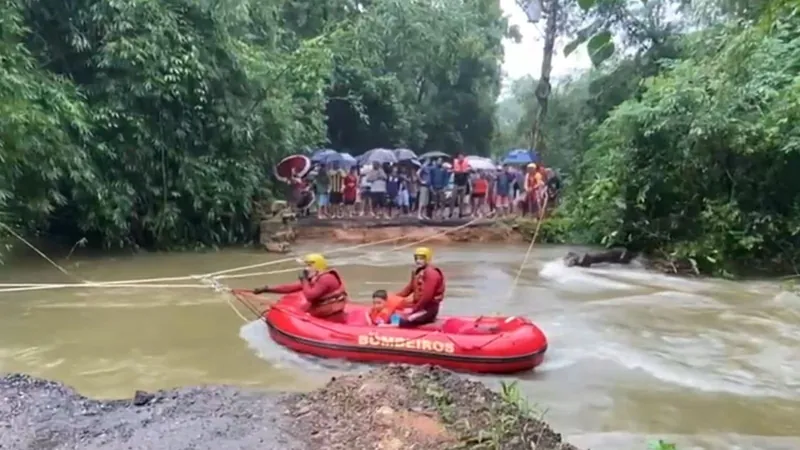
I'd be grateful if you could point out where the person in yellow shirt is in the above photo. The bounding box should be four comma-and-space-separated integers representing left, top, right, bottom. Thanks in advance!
327, 163, 347, 218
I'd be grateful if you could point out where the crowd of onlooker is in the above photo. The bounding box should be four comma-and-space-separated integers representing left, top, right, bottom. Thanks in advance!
285, 153, 560, 220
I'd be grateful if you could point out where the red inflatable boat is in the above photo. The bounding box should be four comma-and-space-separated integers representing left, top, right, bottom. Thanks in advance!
262, 293, 548, 374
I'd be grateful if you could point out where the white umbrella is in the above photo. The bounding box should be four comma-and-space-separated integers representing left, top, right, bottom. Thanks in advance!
466, 156, 496, 171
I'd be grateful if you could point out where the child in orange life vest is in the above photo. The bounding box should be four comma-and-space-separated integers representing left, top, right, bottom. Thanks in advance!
367, 290, 404, 326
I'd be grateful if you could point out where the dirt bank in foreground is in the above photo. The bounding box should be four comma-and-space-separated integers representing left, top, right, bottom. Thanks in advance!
1, 365, 579, 450
288, 365, 579, 450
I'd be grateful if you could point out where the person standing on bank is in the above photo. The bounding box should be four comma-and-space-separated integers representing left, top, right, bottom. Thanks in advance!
314, 165, 330, 219
417, 161, 432, 220
366, 162, 387, 218
429, 159, 449, 219
328, 163, 346, 218
450, 153, 471, 218
343, 166, 359, 217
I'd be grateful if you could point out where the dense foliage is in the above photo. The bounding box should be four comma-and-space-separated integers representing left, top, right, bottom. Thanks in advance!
0, 0, 508, 249
500, 0, 800, 275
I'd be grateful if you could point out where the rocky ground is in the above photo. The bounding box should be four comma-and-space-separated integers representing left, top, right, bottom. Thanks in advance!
0, 374, 306, 450
1, 365, 580, 450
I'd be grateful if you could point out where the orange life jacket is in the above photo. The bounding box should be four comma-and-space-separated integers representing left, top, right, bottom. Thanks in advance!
411, 265, 445, 306
308, 269, 348, 318
453, 158, 469, 173
534, 170, 544, 186
369, 294, 405, 324
525, 172, 537, 191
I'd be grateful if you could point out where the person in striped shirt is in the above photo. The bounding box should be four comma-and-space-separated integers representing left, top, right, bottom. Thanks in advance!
327, 163, 347, 218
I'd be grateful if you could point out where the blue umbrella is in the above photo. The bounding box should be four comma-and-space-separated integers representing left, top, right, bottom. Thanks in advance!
360, 148, 398, 165
502, 148, 538, 165
320, 151, 344, 164
393, 148, 417, 161
310, 148, 338, 163
339, 152, 357, 167
355, 149, 376, 164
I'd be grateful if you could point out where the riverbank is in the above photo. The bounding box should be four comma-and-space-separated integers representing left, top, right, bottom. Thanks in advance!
260, 215, 562, 246
0, 365, 579, 450
258, 215, 694, 275
295, 217, 526, 244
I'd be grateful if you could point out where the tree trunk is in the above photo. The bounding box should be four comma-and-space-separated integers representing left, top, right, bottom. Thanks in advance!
529, 0, 560, 157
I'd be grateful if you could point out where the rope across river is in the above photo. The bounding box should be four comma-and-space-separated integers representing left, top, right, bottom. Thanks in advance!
0, 217, 488, 293
0, 213, 547, 323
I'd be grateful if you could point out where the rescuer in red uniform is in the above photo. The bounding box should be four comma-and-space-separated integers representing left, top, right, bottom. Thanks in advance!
253, 253, 348, 318
393, 247, 446, 328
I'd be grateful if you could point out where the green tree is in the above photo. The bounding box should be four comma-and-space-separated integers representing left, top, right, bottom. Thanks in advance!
325, 0, 509, 156
567, 5, 800, 275
0, 0, 513, 251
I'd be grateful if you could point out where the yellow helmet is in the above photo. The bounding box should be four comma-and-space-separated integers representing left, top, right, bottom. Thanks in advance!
413, 247, 432, 263
303, 253, 328, 271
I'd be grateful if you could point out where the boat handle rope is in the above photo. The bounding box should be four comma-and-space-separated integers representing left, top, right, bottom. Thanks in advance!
474, 315, 518, 323
266, 301, 515, 352
265, 306, 483, 353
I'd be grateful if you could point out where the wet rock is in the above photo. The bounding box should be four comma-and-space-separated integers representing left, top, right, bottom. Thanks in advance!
293, 405, 311, 417
271, 229, 297, 242
564, 248, 636, 268
264, 241, 292, 253
132, 390, 154, 406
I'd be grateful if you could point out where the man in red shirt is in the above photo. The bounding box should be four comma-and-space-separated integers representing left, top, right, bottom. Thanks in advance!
449, 153, 470, 218
343, 167, 358, 217
393, 247, 446, 327
253, 253, 348, 318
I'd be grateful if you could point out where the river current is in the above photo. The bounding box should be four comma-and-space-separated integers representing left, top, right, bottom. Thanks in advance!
1, 243, 798, 449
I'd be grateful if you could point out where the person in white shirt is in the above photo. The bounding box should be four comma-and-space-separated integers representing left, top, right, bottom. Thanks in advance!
366, 163, 387, 218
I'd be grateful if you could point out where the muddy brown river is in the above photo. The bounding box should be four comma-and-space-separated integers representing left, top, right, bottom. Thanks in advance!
1, 242, 798, 450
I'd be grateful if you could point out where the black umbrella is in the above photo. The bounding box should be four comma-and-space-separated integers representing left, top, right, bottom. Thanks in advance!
360, 148, 398, 165
393, 148, 418, 161
419, 151, 450, 161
